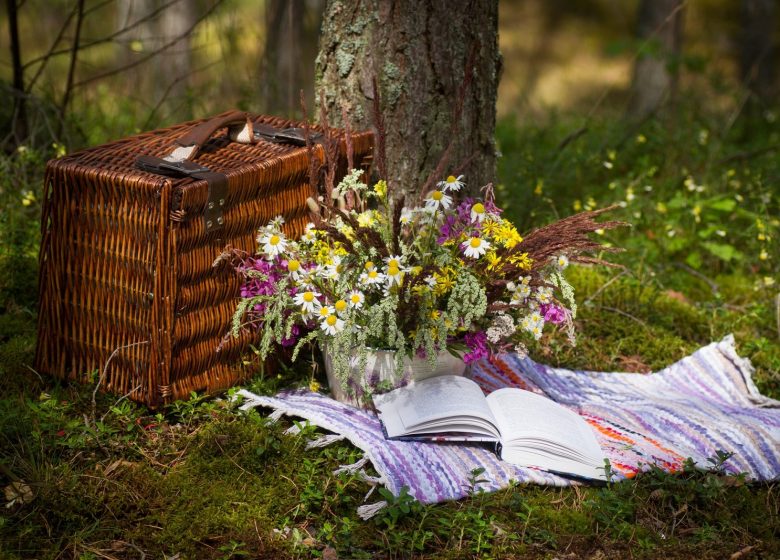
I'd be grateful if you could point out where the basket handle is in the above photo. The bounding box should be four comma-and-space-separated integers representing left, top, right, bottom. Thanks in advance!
164, 110, 254, 163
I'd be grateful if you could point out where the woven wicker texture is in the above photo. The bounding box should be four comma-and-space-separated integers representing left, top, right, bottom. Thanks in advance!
35, 111, 373, 407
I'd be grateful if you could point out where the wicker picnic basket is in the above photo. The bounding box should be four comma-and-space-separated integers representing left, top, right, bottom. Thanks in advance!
34, 110, 373, 407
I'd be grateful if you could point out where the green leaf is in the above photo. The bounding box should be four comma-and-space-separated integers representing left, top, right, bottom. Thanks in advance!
702, 242, 742, 262
685, 251, 702, 269
706, 198, 736, 212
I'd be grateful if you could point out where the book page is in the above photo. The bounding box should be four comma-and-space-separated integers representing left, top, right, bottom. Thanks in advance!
486, 388, 604, 466
373, 375, 500, 439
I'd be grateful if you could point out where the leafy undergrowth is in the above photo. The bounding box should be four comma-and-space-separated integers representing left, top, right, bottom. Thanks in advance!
1, 265, 778, 559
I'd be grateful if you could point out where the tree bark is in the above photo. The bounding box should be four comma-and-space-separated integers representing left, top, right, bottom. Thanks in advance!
315, 0, 500, 196
157, 0, 195, 104
262, 0, 325, 116
628, 0, 684, 120
6, 0, 28, 147
740, 0, 776, 104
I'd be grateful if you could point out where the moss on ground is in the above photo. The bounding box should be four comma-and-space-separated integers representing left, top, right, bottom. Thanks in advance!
1, 264, 778, 559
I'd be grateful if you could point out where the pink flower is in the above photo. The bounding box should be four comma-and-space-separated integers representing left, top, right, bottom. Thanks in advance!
540, 303, 567, 324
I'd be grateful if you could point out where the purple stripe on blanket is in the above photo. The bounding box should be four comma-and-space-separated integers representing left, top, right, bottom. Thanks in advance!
239, 335, 780, 505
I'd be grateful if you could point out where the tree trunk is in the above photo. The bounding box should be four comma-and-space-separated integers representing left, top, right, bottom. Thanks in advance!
628, 0, 684, 120
740, 0, 776, 104
157, 0, 195, 106
6, 0, 27, 148
262, 0, 325, 116
315, 0, 500, 196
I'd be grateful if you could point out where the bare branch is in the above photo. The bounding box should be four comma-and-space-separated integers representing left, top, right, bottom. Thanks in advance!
72, 0, 224, 89
60, 0, 86, 117
23, 0, 182, 69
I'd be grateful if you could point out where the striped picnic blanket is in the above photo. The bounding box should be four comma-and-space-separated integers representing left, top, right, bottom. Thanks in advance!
238, 335, 780, 512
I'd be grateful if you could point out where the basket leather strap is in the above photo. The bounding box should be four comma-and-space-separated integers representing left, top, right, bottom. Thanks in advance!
136, 155, 228, 233
135, 118, 327, 233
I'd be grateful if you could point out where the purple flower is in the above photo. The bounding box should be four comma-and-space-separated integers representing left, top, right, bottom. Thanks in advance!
280, 324, 301, 347
540, 303, 567, 324
463, 331, 489, 364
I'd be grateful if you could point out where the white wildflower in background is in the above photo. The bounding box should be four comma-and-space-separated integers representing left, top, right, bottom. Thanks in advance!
438, 174, 465, 192
425, 190, 453, 211
555, 255, 569, 270
301, 223, 317, 243
462, 237, 490, 258
399, 207, 413, 225
536, 286, 553, 304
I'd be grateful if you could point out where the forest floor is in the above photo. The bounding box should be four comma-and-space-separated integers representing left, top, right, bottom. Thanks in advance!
1, 108, 779, 559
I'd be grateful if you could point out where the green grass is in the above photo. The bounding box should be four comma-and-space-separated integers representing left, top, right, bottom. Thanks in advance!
1, 106, 779, 558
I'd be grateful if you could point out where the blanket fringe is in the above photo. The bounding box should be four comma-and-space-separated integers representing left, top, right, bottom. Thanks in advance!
357, 501, 387, 520
306, 434, 346, 449
284, 424, 301, 435
333, 456, 369, 475
267, 409, 285, 422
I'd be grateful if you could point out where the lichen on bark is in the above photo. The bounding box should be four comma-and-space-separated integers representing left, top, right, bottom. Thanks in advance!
315, 0, 500, 198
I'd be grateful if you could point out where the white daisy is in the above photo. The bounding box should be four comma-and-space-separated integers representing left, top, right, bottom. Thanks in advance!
293, 290, 321, 314
320, 314, 345, 335
424, 275, 438, 288
555, 255, 569, 270
506, 281, 517, 292
438, 174, 465, 192
348, 290, 365, 309
317, 305, 335, 321
424, 190, 453, 212
519, 275, 531, 285
286, 259, 302, 280
258, 231, 287, 258
333, 299, 349, 315
384, 255, 405, 270
470, 202, 487, 223
360, 269, 386, 287
462, 237, 491, 259
322, 256, 345, 280
517, 284, 532, 299
300, 223, 317, 244
385, 264, 403, 286
399, 207, 413, 225
536, 286, 553, 304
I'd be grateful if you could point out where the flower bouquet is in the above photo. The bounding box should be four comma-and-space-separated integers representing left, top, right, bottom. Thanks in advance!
229, 166, 622, 405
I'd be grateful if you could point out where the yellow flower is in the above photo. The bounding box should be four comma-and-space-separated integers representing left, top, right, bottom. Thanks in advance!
338, 223, 355, 240
430, 310, 441, 320
759, 249, 769, 261
434, 272, 455, 295
411, 265, 423, 276
573, 199, 582, 211
481, 219, 501, 237
485, 250, 502, 272
309, 379, 321, 392
412, 284, 429, 297
534, 180, 543, 196
373, 180, 387, 198
496, 221, 523, 248
357, 211, 375, 228
656, 202, 668, 214
508, 252, 532, 270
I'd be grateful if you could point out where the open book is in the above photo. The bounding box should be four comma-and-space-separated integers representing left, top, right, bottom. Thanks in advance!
373, 375, 607, 481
